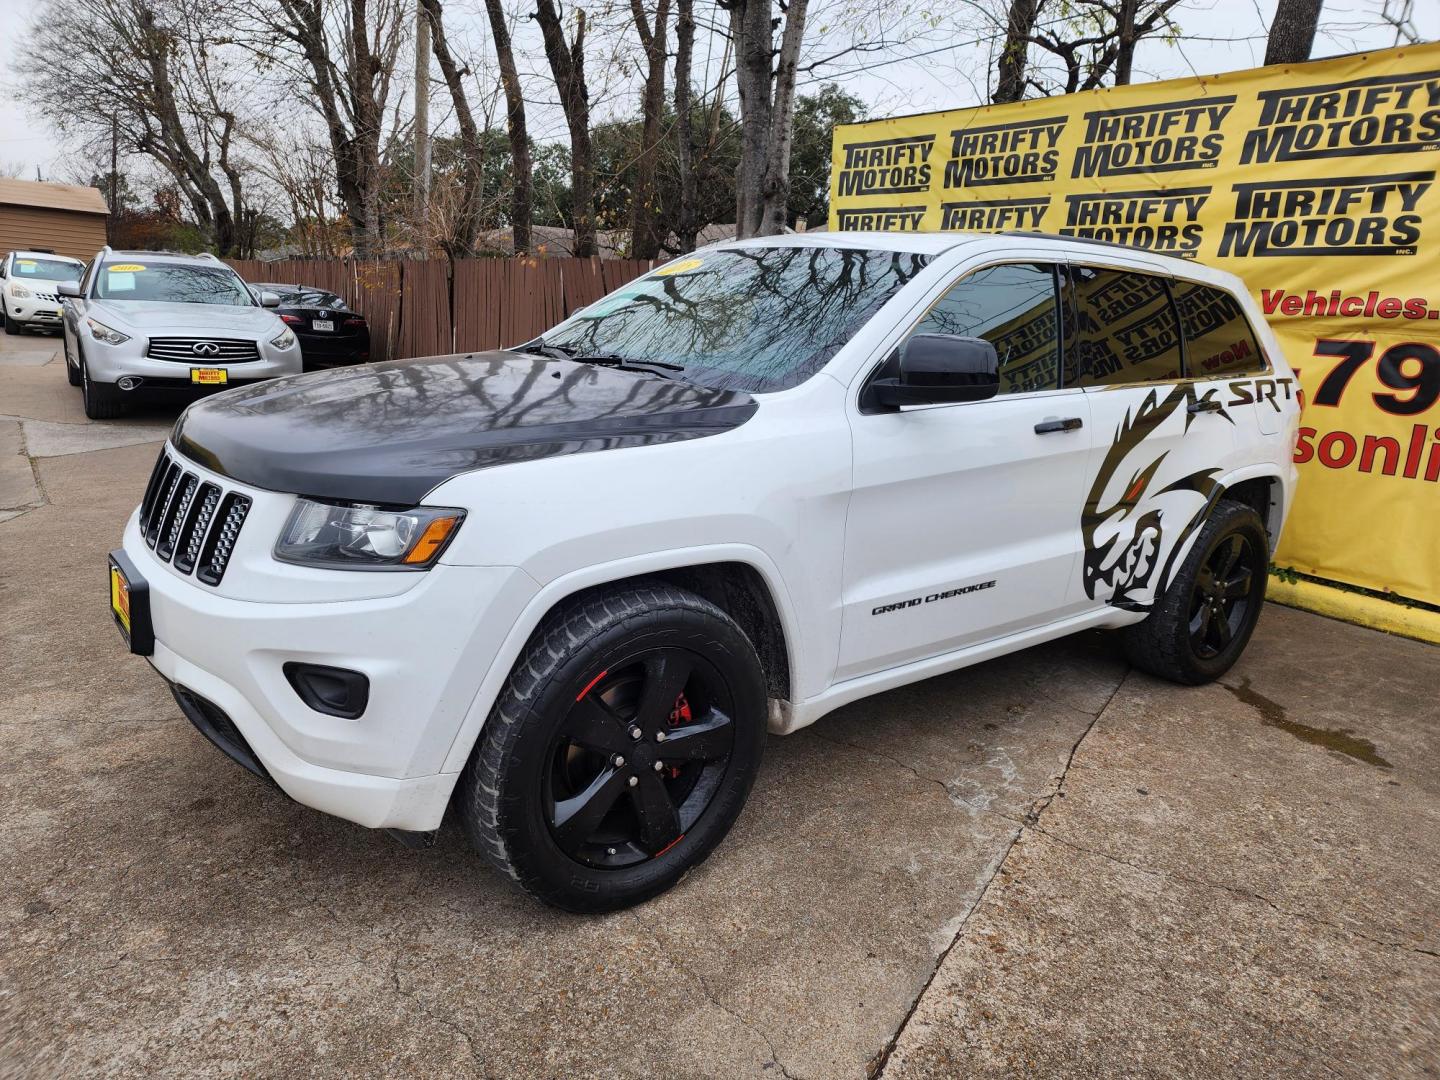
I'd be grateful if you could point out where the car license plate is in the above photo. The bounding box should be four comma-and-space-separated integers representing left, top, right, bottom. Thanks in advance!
110, 563, 132, 634
312, 319, 334, 332
190, 367, 228, 385
108, 551, 154, 655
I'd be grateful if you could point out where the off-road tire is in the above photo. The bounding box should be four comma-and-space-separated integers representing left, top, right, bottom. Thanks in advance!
457, 582, 767, 912
1121, 500, 1268, 685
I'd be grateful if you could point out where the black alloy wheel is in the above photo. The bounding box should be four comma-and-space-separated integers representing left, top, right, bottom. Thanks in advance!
1121, 500, 1269, 685
547, 648, 736, 868
458, 582, 766, 912
1188, 534, 1257, 659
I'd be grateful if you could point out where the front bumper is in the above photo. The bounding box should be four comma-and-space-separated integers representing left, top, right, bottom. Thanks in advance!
121, 481, 535, 832
7, 300, 63, 328
85, 337, 303, 384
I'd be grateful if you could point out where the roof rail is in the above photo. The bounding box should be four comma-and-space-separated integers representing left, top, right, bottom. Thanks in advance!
196, 252, 221, 262
999, 229, 1159, 255
99, 245, 113, 258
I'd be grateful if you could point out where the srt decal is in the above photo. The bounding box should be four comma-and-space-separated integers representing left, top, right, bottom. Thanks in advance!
836, 135, 935, 197
1226, 376, 1298, 412
872, 580, 996, 616
1082, 383, 1231, 608
1219, 172, 1432, 257
1243, 70, 1440, 165
940, 197, 1050, 231
944, 117, 1067, 189
1061, 187, 1210, 257
835, 206, 928, 231
1072, 96, 1234, 178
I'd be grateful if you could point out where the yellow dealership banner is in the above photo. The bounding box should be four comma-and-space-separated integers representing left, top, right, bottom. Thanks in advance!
829, 43, 1440, 611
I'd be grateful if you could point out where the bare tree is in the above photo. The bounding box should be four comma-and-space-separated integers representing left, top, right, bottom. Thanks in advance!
1380, 0, 1420, 44
989, 0, 1184, 99
723, 0, 811, 237
256, 0, 407, 255
419, 0, 488, 255
482, 0, 533, 253
629, 0, 672, 257
1265, 0, 1323, 63
249, 132, 347, 256
671, 0, 699, 251
21, 0, 256, 253
534, 0, 596, 256
994, 0, 1041, 102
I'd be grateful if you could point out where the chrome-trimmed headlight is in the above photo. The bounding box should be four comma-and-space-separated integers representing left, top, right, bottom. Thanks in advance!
86, 317, 130, 345
274, 499, 465, 570
270, 326, 297, 350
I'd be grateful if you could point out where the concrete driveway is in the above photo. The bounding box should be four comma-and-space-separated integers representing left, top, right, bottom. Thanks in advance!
1, 330, 1436, 1078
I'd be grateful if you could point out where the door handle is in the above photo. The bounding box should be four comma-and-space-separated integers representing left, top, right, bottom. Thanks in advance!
1034, 417, 1083, 434
1188, 398, 1223, 414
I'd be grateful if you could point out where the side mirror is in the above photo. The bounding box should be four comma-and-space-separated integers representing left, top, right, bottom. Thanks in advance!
259, 290, 281, 308
58, 282, 82, 298
871, 334, 1001, 407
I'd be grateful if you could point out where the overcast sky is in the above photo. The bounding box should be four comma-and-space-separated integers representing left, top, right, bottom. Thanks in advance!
0, 0, 1433, 184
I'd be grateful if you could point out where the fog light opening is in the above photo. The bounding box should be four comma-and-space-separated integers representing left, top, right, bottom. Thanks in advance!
118, 376, 142, 391
283, 662, 370, 719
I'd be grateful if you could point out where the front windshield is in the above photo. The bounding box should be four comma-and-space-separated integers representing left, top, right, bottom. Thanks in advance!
94, 262, 255, 306
540, 245, 930, 392
11, 257, 81, 280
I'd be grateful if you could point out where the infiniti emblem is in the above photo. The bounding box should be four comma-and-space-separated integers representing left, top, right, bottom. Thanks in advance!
192, 341, 221, 357
319, 309, 331, 319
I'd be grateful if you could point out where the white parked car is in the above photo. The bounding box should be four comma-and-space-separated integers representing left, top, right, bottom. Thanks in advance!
107, 231, 1300, 911
60, 247, 302, 419
1, 249, 84, 334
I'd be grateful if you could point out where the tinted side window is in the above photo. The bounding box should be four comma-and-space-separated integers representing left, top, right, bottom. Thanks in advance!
909, 263, 1060, 394
1173, 281, 1267, 378
1069, 267, 1183, 387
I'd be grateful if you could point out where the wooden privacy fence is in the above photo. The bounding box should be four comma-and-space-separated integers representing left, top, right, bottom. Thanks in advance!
226, 258, 657, 364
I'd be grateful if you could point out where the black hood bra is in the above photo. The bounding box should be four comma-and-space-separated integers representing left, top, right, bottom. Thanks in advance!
172, 352, 758, 505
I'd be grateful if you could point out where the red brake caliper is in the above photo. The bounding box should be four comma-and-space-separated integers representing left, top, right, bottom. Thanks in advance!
666, 693, 692, 778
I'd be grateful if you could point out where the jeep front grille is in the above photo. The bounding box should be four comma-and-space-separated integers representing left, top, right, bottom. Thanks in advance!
137, 449, 251, 586
146, 337, 261, 363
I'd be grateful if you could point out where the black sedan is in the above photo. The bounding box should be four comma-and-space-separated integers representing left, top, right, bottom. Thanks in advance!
253, 283, 371, 371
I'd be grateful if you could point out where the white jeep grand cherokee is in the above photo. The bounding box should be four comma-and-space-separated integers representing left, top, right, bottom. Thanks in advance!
108, 232, 1299, 911
61, 248, 302, 419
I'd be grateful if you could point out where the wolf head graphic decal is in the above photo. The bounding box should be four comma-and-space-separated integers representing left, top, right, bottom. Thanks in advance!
1082, 384, 1231, 608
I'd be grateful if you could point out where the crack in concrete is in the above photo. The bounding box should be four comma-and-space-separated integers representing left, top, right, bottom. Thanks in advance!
863, 671, 1129, 1078
631, 912, 803, 1080
1, 417, 47, 514
388, 951, 485, 1072
1028, 824, 1440, 962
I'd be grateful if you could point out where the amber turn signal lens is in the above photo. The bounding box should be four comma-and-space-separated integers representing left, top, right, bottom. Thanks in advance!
402, 515, 462, 565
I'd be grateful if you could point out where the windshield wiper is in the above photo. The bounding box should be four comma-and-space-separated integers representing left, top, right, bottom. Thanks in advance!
517, 338, 573, 359
575, 354, 686, 374
517, 339, 686, 379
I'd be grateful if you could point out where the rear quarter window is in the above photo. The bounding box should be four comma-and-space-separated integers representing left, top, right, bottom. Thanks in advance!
1173, 281, 1269, 378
